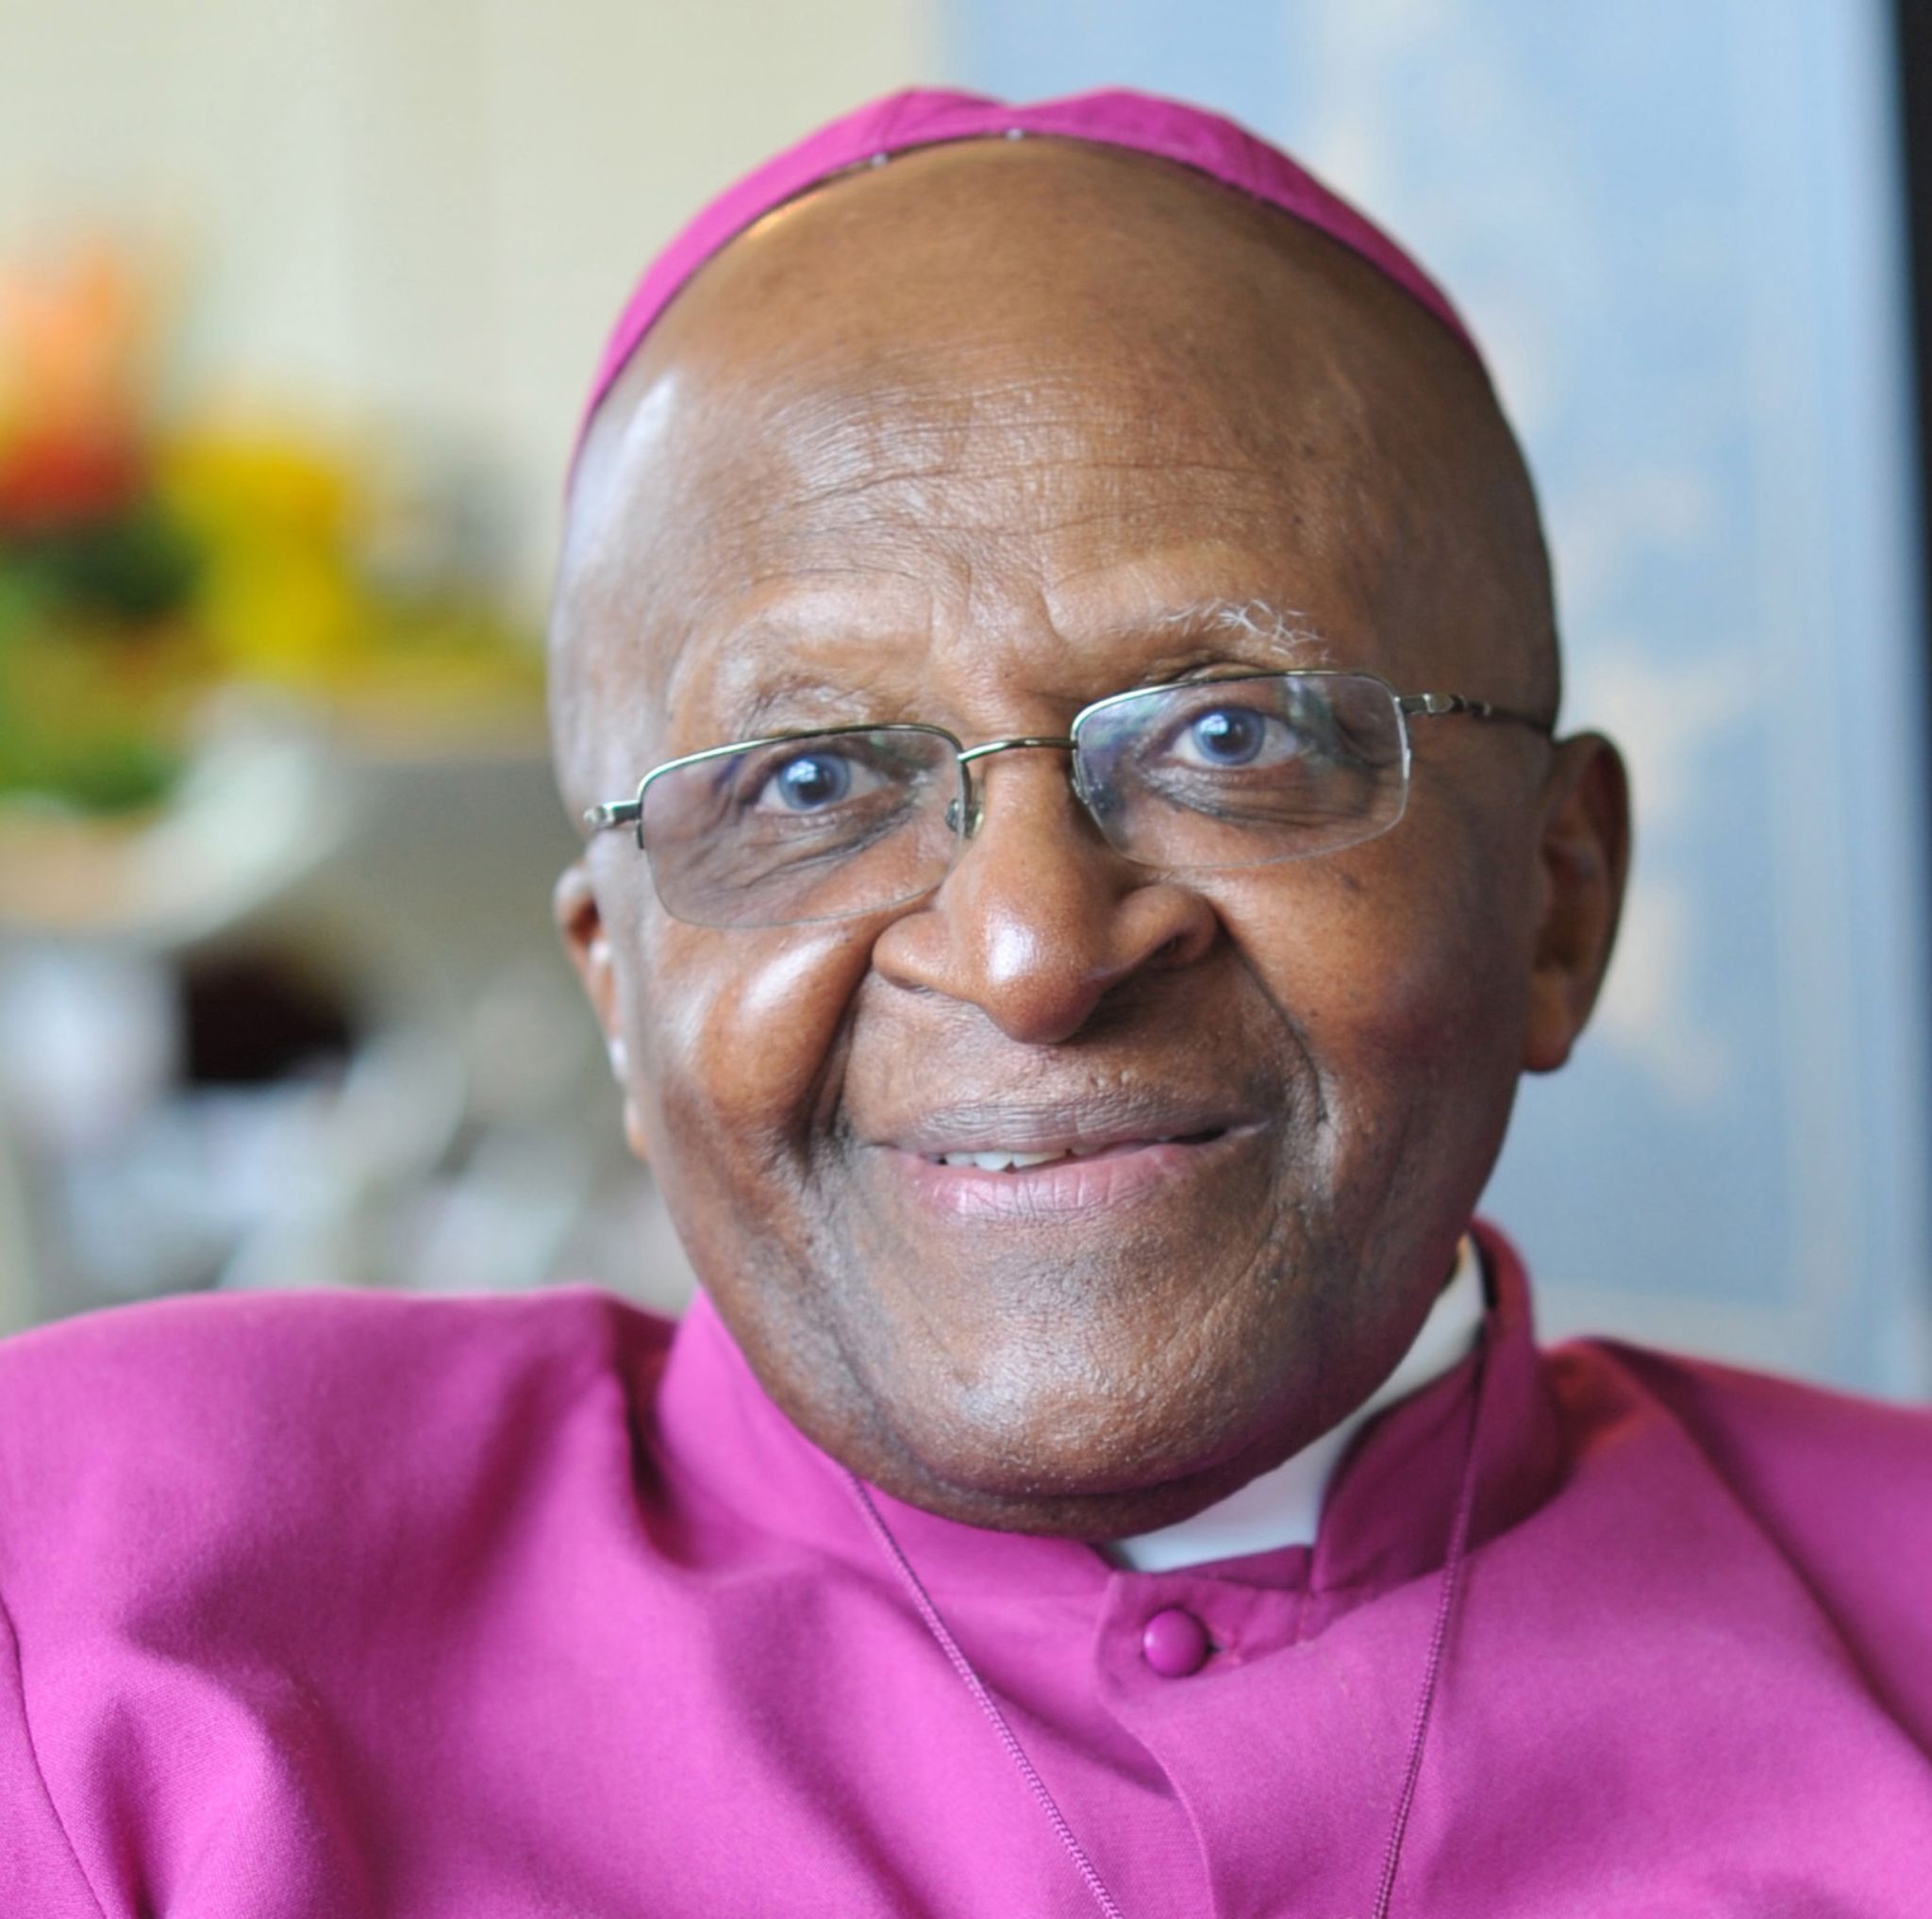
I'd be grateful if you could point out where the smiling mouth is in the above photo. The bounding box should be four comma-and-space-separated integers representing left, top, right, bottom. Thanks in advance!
871, 1090, 1263, 1220
884, 1121, 1253, 1222
925, 1129, 1227, 1173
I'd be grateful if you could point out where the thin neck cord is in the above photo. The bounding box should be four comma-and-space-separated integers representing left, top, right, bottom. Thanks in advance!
845, 1475, 1128, 1919
1371, 1326, 1490, 1919
847, 1324, 1491, 1919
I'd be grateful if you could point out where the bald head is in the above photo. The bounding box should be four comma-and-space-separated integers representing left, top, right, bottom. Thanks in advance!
553, 138, 1557, 812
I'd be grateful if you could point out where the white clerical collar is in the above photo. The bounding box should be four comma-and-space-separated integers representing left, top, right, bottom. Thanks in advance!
1109, 1235, 1487, 1573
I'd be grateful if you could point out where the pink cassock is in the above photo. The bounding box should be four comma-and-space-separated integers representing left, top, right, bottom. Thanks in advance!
3, 1225, 1930, 1916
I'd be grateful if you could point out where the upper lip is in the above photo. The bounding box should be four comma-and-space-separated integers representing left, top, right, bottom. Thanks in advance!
872, 1094, 1259, 1160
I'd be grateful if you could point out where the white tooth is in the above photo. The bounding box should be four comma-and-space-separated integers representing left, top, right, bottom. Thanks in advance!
935, 1148, 1070, 1170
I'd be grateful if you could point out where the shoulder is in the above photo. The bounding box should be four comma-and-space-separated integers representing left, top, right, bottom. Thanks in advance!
1551, 1335, 1932, 1497
0, 1281, 673, 1424
1547, 1334, 1932, 1719
0, 1287, 675, 1576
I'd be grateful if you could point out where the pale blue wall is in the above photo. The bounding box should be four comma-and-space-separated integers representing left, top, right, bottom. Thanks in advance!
940, 0, 1931, 1394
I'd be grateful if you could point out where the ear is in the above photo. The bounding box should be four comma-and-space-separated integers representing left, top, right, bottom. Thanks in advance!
1524, 732, 1631, 1074
554, 859, 652, 1162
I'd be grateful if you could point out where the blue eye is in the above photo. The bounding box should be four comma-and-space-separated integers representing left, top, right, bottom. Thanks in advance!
1187, 708, 1268, 765
767, 752, 851, 810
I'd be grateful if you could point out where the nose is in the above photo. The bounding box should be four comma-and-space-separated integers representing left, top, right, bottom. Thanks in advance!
872, 749, 1219, 1044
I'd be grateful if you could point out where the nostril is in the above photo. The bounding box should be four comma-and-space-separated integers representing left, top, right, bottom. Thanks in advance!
1149, 918, 1214, 968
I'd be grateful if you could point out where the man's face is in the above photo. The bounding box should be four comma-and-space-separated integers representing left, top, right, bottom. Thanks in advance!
555, 143, 1624, 1536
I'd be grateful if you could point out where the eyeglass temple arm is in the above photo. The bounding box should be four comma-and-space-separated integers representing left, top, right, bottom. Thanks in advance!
1399, 692, 1554, 733
583, 799, 642, 835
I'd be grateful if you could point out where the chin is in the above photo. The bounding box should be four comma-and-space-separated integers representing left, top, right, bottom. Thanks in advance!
701, 1173, 1407, 1531
838, 1349, 1300, 1532
864, 1422, 1289, 1539
795, 1248, 1419, 1536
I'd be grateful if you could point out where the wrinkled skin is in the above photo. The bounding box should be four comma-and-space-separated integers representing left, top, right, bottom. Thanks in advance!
551, 141, 1628, 1538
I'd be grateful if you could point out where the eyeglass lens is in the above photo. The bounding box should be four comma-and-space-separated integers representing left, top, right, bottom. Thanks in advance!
638, 675, 1409, 928
639, 728, 966, 927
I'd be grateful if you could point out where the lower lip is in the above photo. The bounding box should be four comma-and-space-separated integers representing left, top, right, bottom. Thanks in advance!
886, 1135, 1236, 1222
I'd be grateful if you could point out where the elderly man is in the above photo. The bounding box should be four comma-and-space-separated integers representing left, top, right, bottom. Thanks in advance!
4, 88, 1931, 1918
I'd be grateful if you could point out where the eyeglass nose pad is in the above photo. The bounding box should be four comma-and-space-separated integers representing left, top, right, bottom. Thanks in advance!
944, 794, 984, 839
1068, 762, 1124, 837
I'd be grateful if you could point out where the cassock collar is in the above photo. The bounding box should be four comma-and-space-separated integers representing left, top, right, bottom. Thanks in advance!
652, 1221, 1561, 1611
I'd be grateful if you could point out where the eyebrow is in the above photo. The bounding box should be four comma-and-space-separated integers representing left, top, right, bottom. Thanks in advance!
1150, 597, 1330, 656
691, 666, 907, 743
672, 593, 1341, 745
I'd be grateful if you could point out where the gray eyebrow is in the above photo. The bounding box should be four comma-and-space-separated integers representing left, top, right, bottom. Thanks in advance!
1153, 597, 1331, 657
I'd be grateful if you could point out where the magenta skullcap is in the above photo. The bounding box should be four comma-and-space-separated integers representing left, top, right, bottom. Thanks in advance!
574, 86, 1480, 467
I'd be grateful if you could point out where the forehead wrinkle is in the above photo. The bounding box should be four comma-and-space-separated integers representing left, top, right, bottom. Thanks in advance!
708, 338, 1298, 514
578, 396, 1396, 773
633, 292, 1403, 617
701, 448, 1307, 583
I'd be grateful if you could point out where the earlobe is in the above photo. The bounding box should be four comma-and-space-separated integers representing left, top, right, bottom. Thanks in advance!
554, 860, 653, 1163
1524, 733, 1632, 1074
554, 860, 619, 1037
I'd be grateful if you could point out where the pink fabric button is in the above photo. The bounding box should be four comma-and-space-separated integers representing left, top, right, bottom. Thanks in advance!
1141, 1606, 1210, 1677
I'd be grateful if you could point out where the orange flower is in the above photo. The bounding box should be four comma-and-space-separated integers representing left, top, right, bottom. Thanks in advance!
0, 244, 153, 527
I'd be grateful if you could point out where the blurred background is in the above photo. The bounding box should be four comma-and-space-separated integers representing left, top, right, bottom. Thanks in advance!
0, 0, 1926, 1399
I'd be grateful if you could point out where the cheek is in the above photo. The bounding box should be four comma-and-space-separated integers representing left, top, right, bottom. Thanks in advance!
1216, 815, 1533, 1131
615, 892, 874, 1171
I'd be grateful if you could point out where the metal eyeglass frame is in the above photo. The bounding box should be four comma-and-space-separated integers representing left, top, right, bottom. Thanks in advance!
581, 671, 1553, 854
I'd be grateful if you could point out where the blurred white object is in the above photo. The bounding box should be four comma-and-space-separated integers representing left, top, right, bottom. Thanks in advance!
0, 1121, 32, 1336
0, 944, 175, 1154
0, 696, 346, 946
